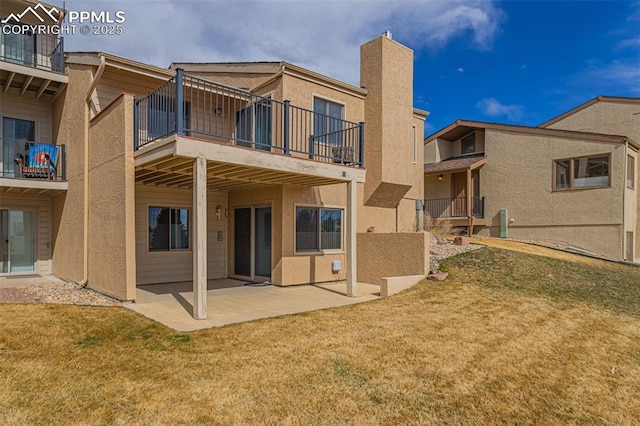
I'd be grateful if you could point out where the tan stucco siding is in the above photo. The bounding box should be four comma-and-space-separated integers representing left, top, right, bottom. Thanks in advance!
544, 101, 640, 142
478, 129, 627, 260
0, 194, 52, 275
0, 92, 53, 142
87, 94, 136, 300
50, 64, 94, 282
135, 186, 227, 285
357, 231, 429, 285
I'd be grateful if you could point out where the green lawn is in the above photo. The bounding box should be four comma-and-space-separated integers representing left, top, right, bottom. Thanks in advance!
1, 247, 639, 424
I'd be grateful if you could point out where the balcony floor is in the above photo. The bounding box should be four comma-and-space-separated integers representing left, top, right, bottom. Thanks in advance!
135, 135, 366, 190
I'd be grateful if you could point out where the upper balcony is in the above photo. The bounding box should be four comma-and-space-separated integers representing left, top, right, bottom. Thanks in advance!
0, 138, 67, 193
134, 70, 365, 170
1, 1, 67, 98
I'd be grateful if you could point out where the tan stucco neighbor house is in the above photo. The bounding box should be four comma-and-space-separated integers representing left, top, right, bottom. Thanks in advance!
1, 1, 430, 318
424, 96, 640, 263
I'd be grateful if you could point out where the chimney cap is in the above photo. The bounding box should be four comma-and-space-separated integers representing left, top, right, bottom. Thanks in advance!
382, 30, 392, 40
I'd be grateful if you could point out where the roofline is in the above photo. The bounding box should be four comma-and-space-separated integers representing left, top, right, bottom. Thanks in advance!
281, 62, 367, 97
424, 119, 640, 149
66, 51, 175, 80
413, 107, 430, 118
539, 95, 640, 128
424, 156, 487, 175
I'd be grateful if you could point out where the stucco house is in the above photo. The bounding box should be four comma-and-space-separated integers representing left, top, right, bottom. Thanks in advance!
1, 1, 430, 319
424, 96, 639, 263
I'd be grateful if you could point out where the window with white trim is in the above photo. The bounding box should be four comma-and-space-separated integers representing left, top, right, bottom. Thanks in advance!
149, 207, 190, 251
295, 207, 343, 252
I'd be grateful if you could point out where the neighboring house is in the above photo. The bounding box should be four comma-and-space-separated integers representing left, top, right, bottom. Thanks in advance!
1, 0, 430, 319
424, 96, 640, 263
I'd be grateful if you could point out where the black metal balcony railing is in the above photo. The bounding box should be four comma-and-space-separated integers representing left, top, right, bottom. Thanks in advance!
0, 32, 65, 73
424, 196, 485, 219
0, 139, 66, 181
134, 69, 365, 168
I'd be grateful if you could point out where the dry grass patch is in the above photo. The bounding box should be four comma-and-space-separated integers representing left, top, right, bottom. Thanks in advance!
1, 248, 640, 424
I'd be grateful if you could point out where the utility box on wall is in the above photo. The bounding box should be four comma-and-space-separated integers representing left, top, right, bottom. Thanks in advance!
500, 209, 508, 238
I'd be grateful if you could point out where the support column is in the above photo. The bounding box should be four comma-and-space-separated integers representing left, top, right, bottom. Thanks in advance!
466, 169, 472, 219
346, 178, 357, 297
193, 155, 207, 319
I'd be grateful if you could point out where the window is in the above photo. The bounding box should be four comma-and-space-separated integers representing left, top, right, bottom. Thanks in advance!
295, 207, 342, 252
1, 22, 35, 66
313, 98, 344, 146
235, 96, 272, 151
412, 125, 417, 164
146, 95, 190, 139
2, 117, 36, 178
628, 155, 635, 190
553, 155, 610, 190
461, 133, 475, 154
148, 207, 189, 251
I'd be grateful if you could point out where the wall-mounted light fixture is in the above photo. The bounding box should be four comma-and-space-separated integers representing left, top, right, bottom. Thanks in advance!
437, 174, 443, 181
216, 205, 222, 221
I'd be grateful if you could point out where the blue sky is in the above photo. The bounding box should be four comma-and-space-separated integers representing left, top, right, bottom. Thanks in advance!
63, 0, 640, 135
414, 0, 640, 134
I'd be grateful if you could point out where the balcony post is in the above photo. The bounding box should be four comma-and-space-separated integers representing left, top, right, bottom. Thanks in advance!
283, 100, 290, 155
175, 68, 185, 136
133, 100, 139, 150
358, 122, 365, 168
309, 135, 315, 159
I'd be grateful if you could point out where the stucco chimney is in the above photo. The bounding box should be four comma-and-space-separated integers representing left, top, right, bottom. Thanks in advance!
360, 34, 415, 208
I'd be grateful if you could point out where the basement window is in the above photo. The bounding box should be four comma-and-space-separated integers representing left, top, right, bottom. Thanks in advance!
148, 207, 190, 251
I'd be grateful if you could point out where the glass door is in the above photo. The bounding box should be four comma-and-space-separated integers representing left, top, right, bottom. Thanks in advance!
0, 209, 36, 274
254, 207, 272, 278
233, 206, 272, 280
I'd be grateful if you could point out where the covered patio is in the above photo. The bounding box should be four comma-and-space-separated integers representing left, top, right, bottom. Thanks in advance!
126, 279, 381, 331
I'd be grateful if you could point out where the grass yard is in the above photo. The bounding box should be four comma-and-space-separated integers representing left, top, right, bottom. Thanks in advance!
1, 247, 640, 424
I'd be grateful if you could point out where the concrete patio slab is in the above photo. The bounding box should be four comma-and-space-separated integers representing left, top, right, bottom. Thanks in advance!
126, 279, 381, 331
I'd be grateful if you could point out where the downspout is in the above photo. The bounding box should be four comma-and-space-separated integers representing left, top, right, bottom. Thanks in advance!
78, 54, 106, 286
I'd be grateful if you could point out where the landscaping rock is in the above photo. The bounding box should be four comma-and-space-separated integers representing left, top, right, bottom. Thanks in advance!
428, 272, 448, 281
454, 236, 470, 246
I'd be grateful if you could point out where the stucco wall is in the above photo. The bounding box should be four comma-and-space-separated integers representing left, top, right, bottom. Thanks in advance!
477, 129, 628, 260
87, 94, 136, 300
357, 232, 429, 285
51, 64, 94, 281
544, 100, 640, 143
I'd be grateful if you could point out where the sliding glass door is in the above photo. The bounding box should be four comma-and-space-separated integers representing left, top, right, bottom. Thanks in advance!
0, 209, 36, 274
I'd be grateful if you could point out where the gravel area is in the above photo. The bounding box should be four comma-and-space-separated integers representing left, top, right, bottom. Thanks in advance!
0, 281, 121, 306
429, 235, 484, 273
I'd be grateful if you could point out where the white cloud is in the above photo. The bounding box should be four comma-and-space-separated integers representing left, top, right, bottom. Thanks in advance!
476, 97, 524, 121
63, 0, 504, 85
457, 67, 464, 73
588, 61, 640, 94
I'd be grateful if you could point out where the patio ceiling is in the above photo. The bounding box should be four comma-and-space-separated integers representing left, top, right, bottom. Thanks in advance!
134, 136, 366, 191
